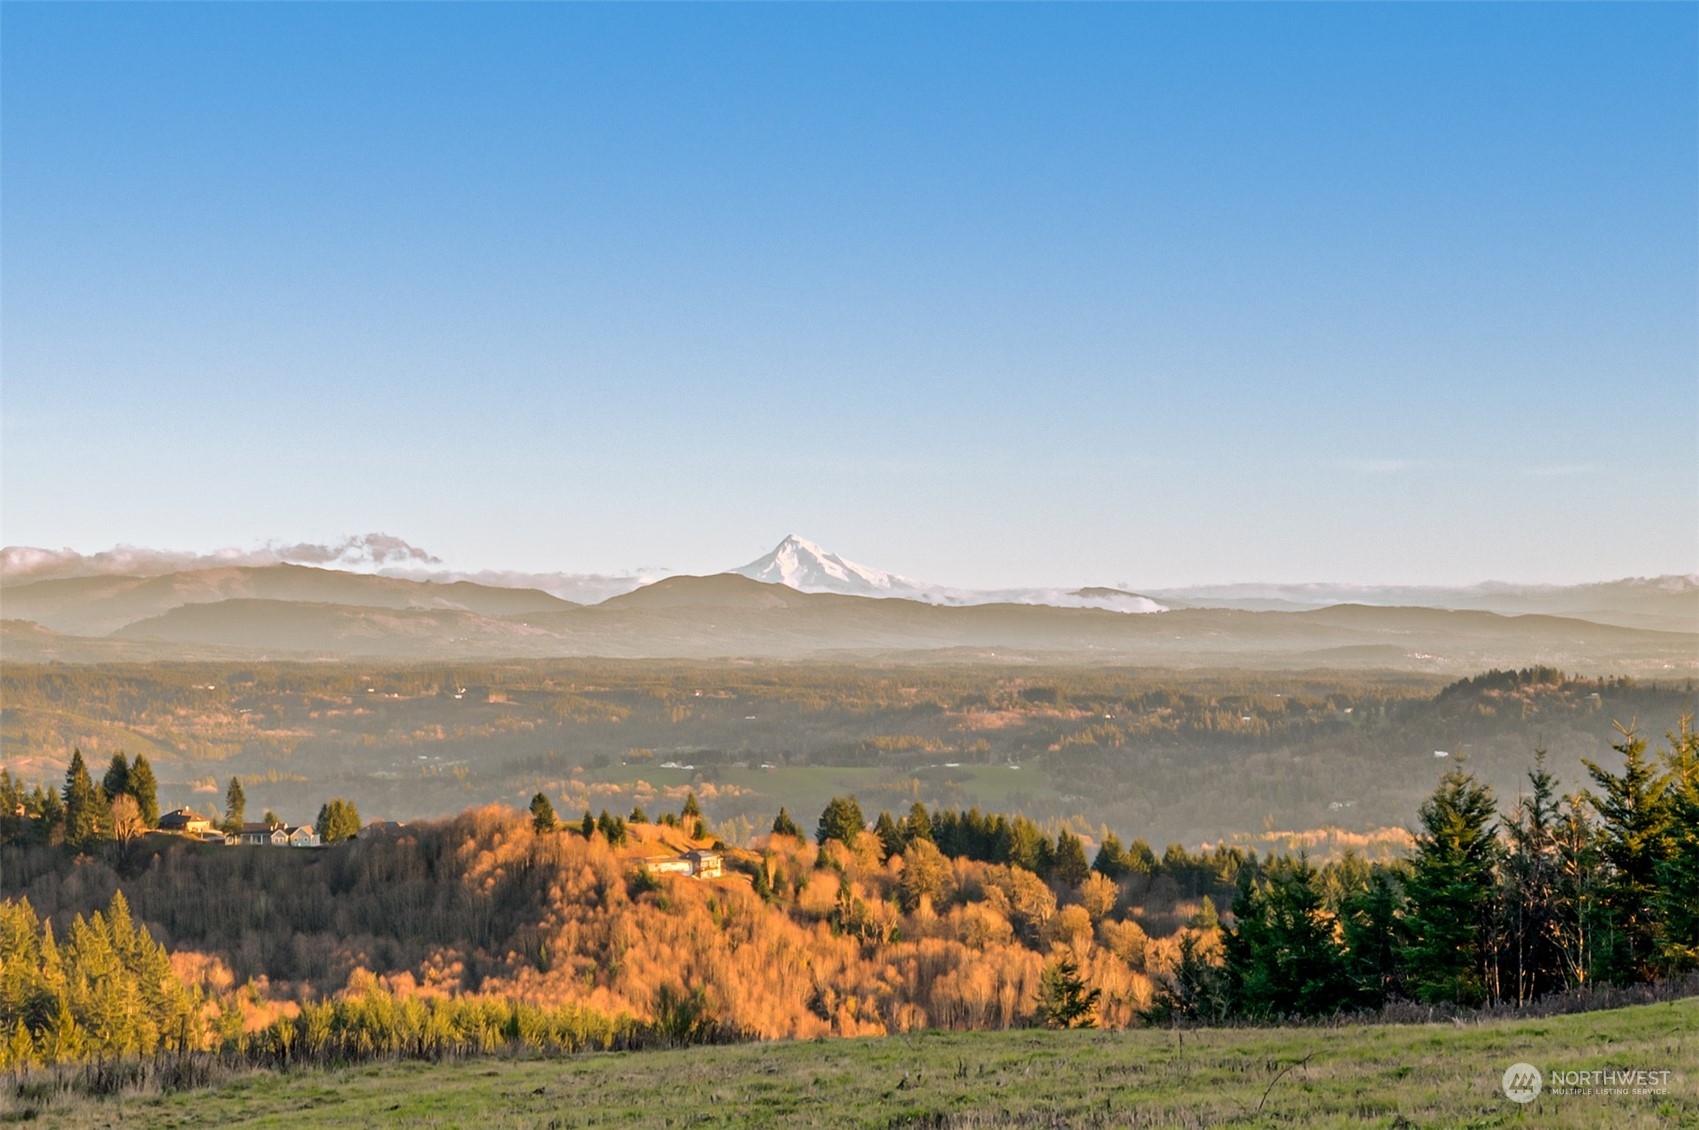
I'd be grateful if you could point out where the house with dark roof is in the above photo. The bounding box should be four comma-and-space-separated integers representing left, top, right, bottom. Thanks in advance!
158, 808, 213, 835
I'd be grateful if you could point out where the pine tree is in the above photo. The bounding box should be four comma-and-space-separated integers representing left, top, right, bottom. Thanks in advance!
62, 749, 105, 850
316, 798, 361, 844
1653, 721, 1699, 974
530, 793, 557, 833
1401, 766, 1500, 1006
224, 777, 246, 834
874, 811, 904, 858
1501, 749, 1565, 1003
681, 792, 702, 820
128, 755, 160, 827
1585, 727, 1673, 982
902, 802, 933, 844
596, 810, 620, 842
816, 796, 865, 847
1036, 956, 1101, 1028
1092, 833, 1128, 879
35, 787, 64, 845
581, 810, 596, 839
1052, 830, 1090, 888
100, 754, 130, 806
1339, 863, 1407, 1008
771, 807, 802, 839
1224, 855, 1352, 1019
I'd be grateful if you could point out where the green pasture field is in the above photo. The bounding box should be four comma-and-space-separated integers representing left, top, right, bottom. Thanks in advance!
27, 997, 1697, 1129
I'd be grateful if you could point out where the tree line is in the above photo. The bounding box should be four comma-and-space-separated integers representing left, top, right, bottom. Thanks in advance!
0, 756, 361, 852
1151, 724, 1698, 1022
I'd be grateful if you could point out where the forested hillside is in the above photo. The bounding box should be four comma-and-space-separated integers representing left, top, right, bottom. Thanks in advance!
2, 717, 1695, 1076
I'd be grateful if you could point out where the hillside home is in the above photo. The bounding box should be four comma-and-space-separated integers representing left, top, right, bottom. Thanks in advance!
684, 849, 723, 878
239, 822, 289, 846
643, 849, 723, 878
158, 808, 212, 835
236, 821, 320, 847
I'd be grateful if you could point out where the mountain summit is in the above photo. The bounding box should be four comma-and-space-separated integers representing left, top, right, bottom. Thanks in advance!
730, 535, 1167, 613
732, 535, 929, 599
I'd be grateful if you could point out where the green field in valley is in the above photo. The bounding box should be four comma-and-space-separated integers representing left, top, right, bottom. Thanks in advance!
25, 997, 1697, 1129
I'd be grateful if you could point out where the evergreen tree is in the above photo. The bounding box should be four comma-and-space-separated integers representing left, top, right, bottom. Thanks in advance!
1585, 728, 1673, 982
1036, 955, 1101, 1028
1338, 863, 1407, 1008
224, 777, 246, 834
873, 811, 904, 858
1092, 833, 1128, 879
1401, 767, 1500, 1006
100, 754, 130, 806
1655, 721, 1699, 973
629, 805, 648, 824
36, 787, 64, 845
128, 755, 160, 827
1125, 838, 1159, 876
581, 810, 596, 838
816, 796, 866, 847
1052, 830, 1091, 888
902, 802, 933, 843
0, 770, 25, 846
771, 807, 802, 839
1501, 750, 1566, 1003
596, 809, 621, 843
315, 798, 361, 844
530, 793, 557, 833
1223, 855, 1352, 1018
681, 792, 702, 820
62, 749, 106, 850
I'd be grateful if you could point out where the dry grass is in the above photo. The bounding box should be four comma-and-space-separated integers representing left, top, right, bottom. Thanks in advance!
17, 996, 1696, 1129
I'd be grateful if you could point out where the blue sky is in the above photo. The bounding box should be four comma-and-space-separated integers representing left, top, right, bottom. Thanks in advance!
3, 3, 1694, 587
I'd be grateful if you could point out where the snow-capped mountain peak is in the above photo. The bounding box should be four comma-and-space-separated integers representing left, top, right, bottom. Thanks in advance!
733, 535, 929, 598
730, 535, 1167, 613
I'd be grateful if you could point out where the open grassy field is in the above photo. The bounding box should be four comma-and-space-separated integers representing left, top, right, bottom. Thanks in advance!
23, 997, 1697, 1129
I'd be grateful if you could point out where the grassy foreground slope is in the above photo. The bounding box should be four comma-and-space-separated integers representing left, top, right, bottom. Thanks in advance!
39, 997, 1698, 1129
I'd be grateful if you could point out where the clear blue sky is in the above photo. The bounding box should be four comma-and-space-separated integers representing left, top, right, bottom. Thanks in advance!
3, 3, 1694, 587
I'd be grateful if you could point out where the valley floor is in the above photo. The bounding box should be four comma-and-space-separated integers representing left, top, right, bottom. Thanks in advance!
23, 996, 1698, 1129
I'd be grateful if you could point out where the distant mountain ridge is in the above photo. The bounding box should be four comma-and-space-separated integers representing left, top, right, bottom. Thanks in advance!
2, 534, 1693, 637
1, 564, 574, 636
1148, 575, 1699, 632
2, 572, 1689, 674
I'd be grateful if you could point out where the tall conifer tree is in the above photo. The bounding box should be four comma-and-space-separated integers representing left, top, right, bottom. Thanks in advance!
128, 755, 160, 827
1402, 766, 1500, 1006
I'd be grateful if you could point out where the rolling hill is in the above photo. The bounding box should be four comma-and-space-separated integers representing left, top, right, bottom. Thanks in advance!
0, 563, 575, 636
7, 571, 1679, 673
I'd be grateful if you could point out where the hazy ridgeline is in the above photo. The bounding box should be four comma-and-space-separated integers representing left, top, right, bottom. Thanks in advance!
2, 661, 1692, 847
